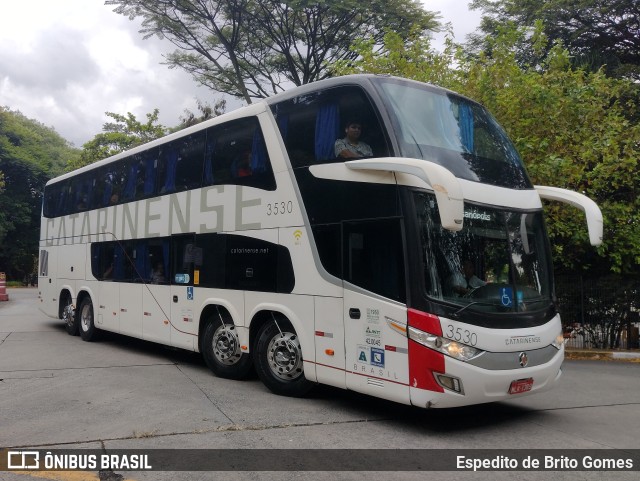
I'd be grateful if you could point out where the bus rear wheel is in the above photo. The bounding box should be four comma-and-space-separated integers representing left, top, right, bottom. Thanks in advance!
202, 319, 252, 380
78, 297, 99, 342
253, 317, 313, 397
62, 296, 78, 336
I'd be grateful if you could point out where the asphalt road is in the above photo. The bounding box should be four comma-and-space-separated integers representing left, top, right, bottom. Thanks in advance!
1, 287, 639, 481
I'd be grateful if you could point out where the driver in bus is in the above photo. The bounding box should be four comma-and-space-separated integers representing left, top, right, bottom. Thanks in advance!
450, 259, 486, 296
334, 120, 373, 159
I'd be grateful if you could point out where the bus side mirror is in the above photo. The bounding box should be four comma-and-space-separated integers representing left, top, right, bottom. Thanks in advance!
534, 186, 603, 246
345, 158, 464, 231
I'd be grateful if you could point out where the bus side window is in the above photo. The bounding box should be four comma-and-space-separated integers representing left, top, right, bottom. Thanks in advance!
271, 86, 388, 168
146, 238, 169, 284
196, 233, 226, 288
175, 132, 206, 192
171, 235, 198, 285
343, 218, 406, 303
91, 242, 117, 280
157, 143, 179, 194
209, 118, 276, 191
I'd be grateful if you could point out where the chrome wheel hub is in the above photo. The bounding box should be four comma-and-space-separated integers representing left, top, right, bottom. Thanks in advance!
80, 304, 92, 331
267, 332, 303, 381
212, 325, 241, 365
63, 303, 75, 328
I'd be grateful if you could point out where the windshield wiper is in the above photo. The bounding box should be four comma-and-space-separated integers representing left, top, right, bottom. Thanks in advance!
452, 300, 503, 318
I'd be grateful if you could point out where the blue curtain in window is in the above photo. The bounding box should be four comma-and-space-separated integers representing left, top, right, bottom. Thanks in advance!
102, 174, 113, 206
114, 245, 125, 280
122, 164, 138, 201
162, 147, 179, 193
135, 242, 147, 280
56, 189, 67, 216
204, 138, 215, 185
163, 241, 170, 283
277, 114, 289, 142
144, 156, 156, 195
250, 130, 267, 173
315, 103, 339, 161
459, 104, 474, 153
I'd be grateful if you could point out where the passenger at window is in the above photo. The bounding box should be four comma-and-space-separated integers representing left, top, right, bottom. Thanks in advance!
236, 149, 252, 177
151, 262, 165, 283
334, 120, 373, 159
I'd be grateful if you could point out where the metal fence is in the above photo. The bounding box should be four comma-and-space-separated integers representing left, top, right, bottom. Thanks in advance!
555, 274, 640, 350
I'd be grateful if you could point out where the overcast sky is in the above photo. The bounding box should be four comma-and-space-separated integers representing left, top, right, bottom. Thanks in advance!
0, 1, 481, 148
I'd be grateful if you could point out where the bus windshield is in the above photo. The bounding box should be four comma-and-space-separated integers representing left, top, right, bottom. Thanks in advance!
373, 77, 532, 189
415, 192, 554, 316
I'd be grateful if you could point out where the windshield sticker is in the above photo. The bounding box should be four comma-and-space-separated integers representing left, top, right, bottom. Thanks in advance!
464, 210, 492, 221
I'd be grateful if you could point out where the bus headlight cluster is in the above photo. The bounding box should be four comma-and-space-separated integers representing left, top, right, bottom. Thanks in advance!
408, 326, 482, 362
552, 331, 565, 350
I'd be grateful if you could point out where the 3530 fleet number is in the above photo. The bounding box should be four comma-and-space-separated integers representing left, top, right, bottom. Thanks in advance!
444, 324, 478, 346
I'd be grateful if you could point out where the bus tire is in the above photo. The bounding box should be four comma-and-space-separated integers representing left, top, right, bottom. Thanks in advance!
62, 296, 78, 336
202, 319, 252, 380
78, 297, 99, 342
253, 317, 313, 397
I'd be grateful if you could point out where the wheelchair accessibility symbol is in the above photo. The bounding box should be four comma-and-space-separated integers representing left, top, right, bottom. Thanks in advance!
501, 287, 513, 307
187, 286, 194, 301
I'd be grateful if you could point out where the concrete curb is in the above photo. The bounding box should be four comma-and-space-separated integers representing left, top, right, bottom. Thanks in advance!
565, 349, 640, 362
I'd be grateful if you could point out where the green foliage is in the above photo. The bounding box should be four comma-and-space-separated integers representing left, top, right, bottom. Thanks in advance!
173, 98, 227, 132
469, 0, 640, 80
106, 0, 439, 102
0, 107, 78, 279
333, 26, 461, 89
70, 109, 167, 171
337, 24, 640, 274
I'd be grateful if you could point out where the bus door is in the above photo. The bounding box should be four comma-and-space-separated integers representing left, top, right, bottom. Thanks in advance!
119, 241, 142, 338
97, 243, 120, 333
142, 238, 171, 345
342, 219, 411, 405
170, 234, 198, 351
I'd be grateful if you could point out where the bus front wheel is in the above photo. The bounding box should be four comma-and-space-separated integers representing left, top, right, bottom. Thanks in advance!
78, 297, 99, 342
253, 317, 313, 397
202, 319, 252, 380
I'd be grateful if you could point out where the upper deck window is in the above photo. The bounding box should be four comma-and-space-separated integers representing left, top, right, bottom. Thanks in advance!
270, 86, 390, 168
42, 117, 275, 218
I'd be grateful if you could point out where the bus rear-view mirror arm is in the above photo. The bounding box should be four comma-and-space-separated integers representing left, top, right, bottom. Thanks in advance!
534, 186, 603, 246
345, 158, 464, 231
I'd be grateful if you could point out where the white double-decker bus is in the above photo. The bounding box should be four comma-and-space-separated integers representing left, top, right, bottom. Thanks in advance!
39, 75, 602, 408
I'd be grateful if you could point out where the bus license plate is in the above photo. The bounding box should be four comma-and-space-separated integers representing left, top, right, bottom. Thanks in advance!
508, 378, 534, 394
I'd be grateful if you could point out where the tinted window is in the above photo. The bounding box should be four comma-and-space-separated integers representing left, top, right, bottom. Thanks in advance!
172, 234, 198, 285
204, 118, 276, 191
271, 86, 389, 168
373, 77, 532, 189
196, 233, 227, 289
89, 234, 293, 293
312, 223, 341, 278
343, 218, 406, 302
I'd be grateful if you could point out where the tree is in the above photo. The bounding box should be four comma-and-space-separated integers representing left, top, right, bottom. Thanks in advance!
469, 0, 640, 80
106, 0, 439, 103
0, 107, 77, 279
332, 26, 461, 90
174, 98, 226, 131
70, 109, 167, 170
335, 25, 640, 275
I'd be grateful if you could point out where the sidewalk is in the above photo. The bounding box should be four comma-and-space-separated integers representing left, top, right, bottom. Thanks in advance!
565, 348, 640, 362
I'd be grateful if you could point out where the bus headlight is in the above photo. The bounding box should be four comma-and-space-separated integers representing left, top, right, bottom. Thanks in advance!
552, 332, 565, 350
408, 326, 482, 362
